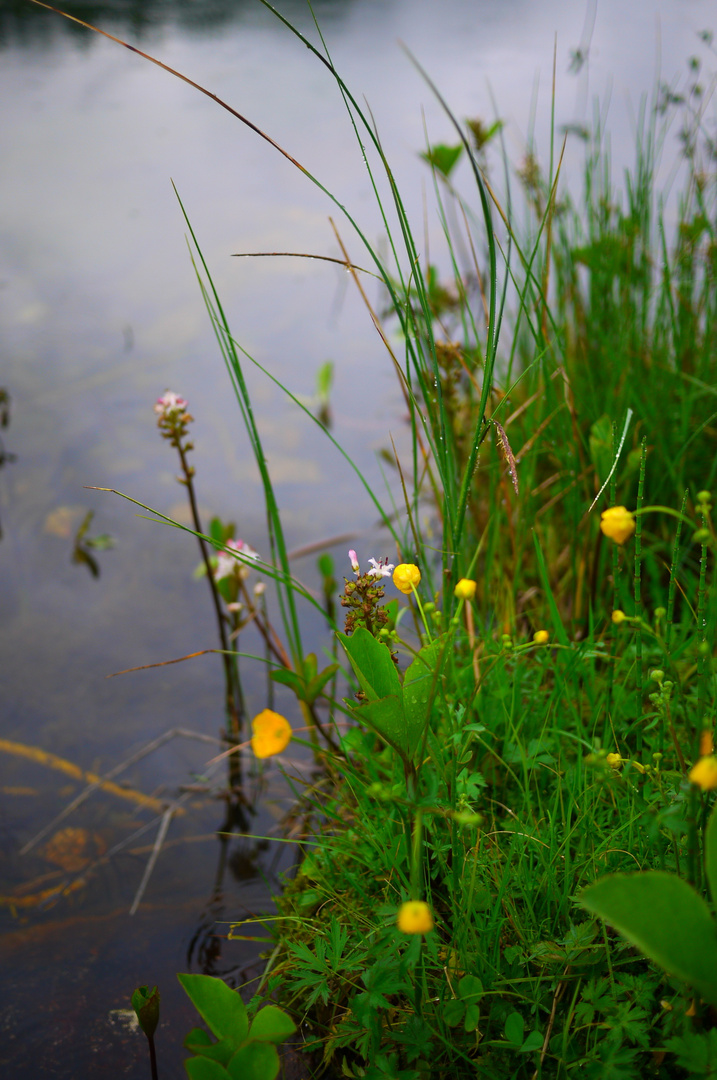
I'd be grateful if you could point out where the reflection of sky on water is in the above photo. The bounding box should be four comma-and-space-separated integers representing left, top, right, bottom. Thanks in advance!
0, 1, 714, 1072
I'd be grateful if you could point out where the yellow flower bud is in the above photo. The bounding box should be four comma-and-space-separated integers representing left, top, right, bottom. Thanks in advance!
611, 609, 627, 624
533, 630, 549, 645
454, 578, 477, 601
600, 506, 636, 545
251, 709, 292, 759
688, 755, 717, 791
393, 563, 421, 594
397, 900, 434, 934
606, 753, 623, 768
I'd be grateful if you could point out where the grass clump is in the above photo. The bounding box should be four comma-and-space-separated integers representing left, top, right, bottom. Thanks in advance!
32, 2, 717, 1076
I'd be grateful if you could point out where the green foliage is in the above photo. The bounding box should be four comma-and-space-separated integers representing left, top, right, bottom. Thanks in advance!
580, 804, 717, 1005
178, 974, 296, 1080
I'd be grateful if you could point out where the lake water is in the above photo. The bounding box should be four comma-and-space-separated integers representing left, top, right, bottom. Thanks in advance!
0, 0, 712, 1074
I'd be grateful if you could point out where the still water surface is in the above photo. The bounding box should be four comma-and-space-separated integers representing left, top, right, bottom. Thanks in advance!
0, 0, 712, 1074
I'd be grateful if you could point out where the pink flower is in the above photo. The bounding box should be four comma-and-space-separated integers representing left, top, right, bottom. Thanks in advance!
154, 391, 188, 416
348, 549, 360, 575
214, 538, 260, 580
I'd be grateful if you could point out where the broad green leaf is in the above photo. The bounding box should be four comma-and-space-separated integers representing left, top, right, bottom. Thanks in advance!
248, 1005, 297, 1043
521, 1031, 544, 1053
579, 872, 717, 1004
227, 1040, 280, 1080
505, 1011, 525, 1045
705, 804, 717, 906
338, 628, 402, 702
185, 1035, 234, 1065
403, 637, 445, 739
458, 975, 483, 1004
349, 696, 409, 760
464, 1003, 481, 1032
177, 974, 249, 1045
442, 999, 464, 1028
184, 1028, 212, 1049
185, 1056, 231, 1080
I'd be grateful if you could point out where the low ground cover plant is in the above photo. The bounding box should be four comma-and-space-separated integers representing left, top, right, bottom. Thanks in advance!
29, 2, 717, 1077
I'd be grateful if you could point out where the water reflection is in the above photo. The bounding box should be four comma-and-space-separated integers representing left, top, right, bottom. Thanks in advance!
0, 0, 360, 47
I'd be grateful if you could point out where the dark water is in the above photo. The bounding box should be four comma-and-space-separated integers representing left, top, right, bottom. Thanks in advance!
0, 0, 711, 1074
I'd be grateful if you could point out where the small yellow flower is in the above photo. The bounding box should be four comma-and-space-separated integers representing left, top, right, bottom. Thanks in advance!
393, 563, 421, 595
397, 900, 434, 934
251, 709, 292, 759
606, 753, 623, 768
611, 610, 627, 624
454, 578, 477, 601
533, 630, 549, 645
600, 506, 636, 545
688, 755, 717, 791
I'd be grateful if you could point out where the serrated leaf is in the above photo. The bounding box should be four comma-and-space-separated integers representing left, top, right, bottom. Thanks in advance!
579, 872, 717, 1004
177, 974, 249, 1045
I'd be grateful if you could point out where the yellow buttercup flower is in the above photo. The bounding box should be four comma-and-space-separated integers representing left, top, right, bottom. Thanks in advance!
454, 578, 477, 601
611, 610, 627, 624
600, 506, 636, 545
251, 709, 292, 759
533, 630, 549, 645
397, 900, 434, 934
606, 753, 623, 768
393, 563, 421, 595
688, 755, 717, 791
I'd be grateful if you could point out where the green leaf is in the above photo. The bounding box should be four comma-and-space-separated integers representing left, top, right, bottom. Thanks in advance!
403, 636, 445, 739
227, 1040, 280, 1080
665, 1030, 717, 1078
579, 872, 717, 1004
442, 999, 465, 1028
505, 1012, 525, 1046
521, 1031, 544, 1053
185, 1057, 231, 1080
185, 1035, 235, 1065
177, 974, 249, 1045
464, 1003, 481, 1032
420, 142, 463, 178
705, 803, 717, 905
269, 669, 305, 696
184, 1028, 212, 1049
348, 695, 410, 760
305, 663, 340, 703
338, 628, 402, 702
458, 975, 483, 1004
248, 1005, 296, 1043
